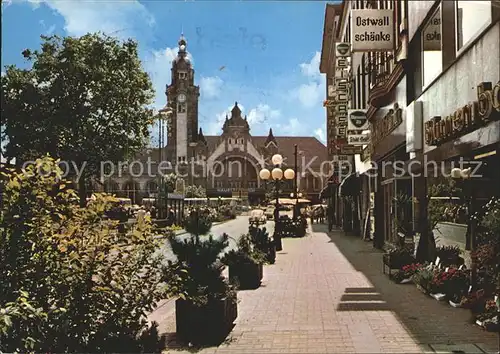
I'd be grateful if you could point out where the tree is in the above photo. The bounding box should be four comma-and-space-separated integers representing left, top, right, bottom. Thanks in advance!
0, 156, 167, 352
1, 33, 156, 205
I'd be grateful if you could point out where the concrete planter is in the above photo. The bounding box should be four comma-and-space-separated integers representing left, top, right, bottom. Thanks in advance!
229, 262, 263, 289
175, 294, 237, 345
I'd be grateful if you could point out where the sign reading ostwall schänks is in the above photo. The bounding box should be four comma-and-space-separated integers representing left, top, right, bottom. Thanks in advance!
351, 9, 394, 52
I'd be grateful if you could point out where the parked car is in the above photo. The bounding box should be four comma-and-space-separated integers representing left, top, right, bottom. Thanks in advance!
249, 209, 267, 224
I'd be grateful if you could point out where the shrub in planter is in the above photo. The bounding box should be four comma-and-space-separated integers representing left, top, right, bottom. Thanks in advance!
248, 225, 275, 264
222, 234, 267, 289
0, 157, 167, 353
167, 209, 237, 345
411, 267, 434, 294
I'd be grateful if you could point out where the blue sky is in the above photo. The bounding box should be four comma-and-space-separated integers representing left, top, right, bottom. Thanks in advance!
2, 0, 329, 144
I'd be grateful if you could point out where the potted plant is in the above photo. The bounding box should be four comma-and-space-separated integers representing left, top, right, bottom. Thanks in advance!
167, 209, 237, 345
222, 233, 267, 289
411, 267, 434, 294
248, 225, 276, 264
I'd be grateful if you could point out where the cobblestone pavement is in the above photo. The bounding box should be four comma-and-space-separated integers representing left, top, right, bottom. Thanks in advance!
154, 221, 498, 353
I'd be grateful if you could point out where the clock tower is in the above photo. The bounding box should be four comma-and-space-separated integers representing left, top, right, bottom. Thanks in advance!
166, 34, 200, 164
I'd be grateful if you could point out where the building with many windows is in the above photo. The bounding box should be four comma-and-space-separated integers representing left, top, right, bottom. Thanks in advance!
321, 0, 499, 254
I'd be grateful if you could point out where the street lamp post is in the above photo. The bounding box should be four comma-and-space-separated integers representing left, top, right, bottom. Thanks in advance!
259, 154, 295, 251
450, 167, 475, 288
157, 105, 173, 219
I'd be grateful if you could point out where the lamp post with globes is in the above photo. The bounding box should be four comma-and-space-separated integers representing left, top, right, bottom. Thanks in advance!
259, 154, 295, 251
450, 167, 476, 288
157, 105, 173, 219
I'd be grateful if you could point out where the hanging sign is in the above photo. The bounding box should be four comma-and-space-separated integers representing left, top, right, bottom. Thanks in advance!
423, 9, 441, 51
347, 133, 371, 145
347, 109, 369, 130
351, 9, 395, 52
335, 42, 351, 57
333, 43, 351, 139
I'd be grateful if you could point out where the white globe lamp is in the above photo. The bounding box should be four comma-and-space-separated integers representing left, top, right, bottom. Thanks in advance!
259, 168, 271, 180
271, 168, 283, 180
271, 154, 283, 165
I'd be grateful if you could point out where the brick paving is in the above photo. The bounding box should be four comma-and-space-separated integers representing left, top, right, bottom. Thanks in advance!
156, 222, 498, 353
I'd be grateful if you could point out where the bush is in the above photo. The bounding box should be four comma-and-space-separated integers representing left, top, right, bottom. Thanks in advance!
222, 233, 268, 267
0, 157, 167, 352
167, 211, 234, 306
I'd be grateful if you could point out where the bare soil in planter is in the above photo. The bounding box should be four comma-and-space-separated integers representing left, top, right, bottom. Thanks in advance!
229, 262, 263, 290
175, 295, 238, 345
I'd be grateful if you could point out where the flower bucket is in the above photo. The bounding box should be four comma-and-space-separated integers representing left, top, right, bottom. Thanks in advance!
449, 300, 462, 308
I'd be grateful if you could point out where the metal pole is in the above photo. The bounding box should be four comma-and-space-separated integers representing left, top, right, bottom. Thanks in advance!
294, 145, 298, 218
158, 118, 162, 218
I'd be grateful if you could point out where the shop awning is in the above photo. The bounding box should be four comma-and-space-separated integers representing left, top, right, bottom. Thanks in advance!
319, 174, 340, 199
338, 173, 360, 197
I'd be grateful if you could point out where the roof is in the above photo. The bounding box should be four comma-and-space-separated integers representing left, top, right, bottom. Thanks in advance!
131, 136, 328, 172
204, 135, 328, 169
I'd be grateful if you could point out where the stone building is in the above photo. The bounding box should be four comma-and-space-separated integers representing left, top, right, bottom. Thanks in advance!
104, 35, 329, 205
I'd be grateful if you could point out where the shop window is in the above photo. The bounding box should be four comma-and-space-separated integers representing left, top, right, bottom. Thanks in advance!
421, 6, 442, 88
456, 1, 491, 51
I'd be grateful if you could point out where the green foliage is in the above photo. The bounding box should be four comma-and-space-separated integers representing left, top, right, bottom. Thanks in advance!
0, 157, 167, 352
1, 33, 155, 201
167, 233, 234, 306
163, 173, 178, 194
183, 209, 213, 236
248, 226, 275, 263
427, 179, 464, 230
167, 208, 234, 306
184, 185, 206, 198
222, 233, 268, 267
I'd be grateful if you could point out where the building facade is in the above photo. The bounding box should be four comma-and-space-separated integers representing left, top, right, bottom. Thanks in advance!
102, 35, 329, 205
320, 0, 499, 251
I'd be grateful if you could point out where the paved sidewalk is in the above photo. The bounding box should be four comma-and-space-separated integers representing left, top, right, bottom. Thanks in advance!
158, 224, 498, 353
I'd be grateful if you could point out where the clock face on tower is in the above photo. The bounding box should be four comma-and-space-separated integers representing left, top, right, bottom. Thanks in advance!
178, 93, 186, 103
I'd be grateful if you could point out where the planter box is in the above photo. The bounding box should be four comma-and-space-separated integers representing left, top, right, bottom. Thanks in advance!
229, 262, 263, 289
382, 254, 415, 276
175, 295, 238, 345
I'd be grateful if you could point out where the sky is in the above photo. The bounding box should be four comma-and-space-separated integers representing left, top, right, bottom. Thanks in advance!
1, 0, 330, 147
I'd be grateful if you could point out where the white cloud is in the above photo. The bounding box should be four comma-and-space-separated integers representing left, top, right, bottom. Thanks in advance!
292, 51, 325, 108
144, 47, 194, 108
299, 51, 321, 79
247, 104, 281, 126
26, 0, 154, 39
276, 118, 304, 136
200, 76, 223, 99
294, 82, 323, 108
314, 128, 326, 143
